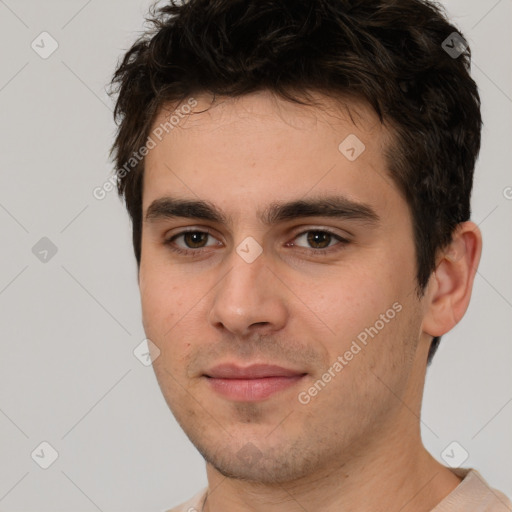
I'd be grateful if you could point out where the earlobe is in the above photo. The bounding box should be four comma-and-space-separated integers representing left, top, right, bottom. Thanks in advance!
421, 221, 482, 337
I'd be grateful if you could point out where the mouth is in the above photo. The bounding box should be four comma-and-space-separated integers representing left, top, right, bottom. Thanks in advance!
203, 363, 307, 402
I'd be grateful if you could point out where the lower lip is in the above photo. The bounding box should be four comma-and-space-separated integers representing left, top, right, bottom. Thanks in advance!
206, 375, 305, 401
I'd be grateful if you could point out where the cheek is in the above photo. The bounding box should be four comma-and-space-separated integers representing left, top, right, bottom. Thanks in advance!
139, 260, 200, 367
311, 258, 415, 377
140, 250, 184, 319
140, 270, 184, 354
140, 277, 170, 331
315, 269, 392, 333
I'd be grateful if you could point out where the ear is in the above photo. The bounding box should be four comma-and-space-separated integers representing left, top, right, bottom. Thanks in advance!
421, 221, 482, 337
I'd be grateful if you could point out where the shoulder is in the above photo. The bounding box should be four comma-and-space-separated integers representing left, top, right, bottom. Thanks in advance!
433, 468, 512, 512
164, 487, 208, 512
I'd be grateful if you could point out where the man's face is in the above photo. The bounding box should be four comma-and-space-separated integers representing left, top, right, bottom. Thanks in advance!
139, 90, 429, 483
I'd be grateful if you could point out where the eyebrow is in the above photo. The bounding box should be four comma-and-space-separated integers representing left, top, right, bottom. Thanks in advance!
144, 195, 380, 227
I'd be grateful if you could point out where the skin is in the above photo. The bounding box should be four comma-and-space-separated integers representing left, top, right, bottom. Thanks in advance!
138, 90, 482, 512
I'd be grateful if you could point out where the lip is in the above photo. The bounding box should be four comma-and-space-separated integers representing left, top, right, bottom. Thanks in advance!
204, 363, 307, 402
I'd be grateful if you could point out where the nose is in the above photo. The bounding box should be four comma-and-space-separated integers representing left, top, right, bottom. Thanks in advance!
208, 249, 288, 338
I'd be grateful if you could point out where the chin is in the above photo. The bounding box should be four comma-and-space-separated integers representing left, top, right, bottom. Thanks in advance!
196, 435, 322, 484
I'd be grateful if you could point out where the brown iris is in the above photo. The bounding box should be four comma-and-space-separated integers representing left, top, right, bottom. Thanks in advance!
183, 232, 209, 248
306, 231, 332, 249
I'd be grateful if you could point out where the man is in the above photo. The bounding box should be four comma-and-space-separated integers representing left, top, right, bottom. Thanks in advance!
109, 0, 512, 510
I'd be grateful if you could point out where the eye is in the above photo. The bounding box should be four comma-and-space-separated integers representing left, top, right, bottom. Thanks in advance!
287, 229, 349, 254
164, 230, 220, 255
163, 228, 349, 257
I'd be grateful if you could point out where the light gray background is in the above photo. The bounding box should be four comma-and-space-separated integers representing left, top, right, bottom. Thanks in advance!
0, 0, 510, 510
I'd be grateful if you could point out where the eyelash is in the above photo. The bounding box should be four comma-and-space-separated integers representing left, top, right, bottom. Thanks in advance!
163, 228, 350, 257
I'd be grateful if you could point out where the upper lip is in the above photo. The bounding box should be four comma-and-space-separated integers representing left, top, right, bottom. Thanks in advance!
204, 363, 306, 379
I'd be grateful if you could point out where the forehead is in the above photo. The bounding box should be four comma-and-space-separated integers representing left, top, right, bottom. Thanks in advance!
152, 90, 382, 139
142, 90, 400, 224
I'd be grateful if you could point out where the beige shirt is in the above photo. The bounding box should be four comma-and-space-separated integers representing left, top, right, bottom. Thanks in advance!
166, 468, 512, 512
